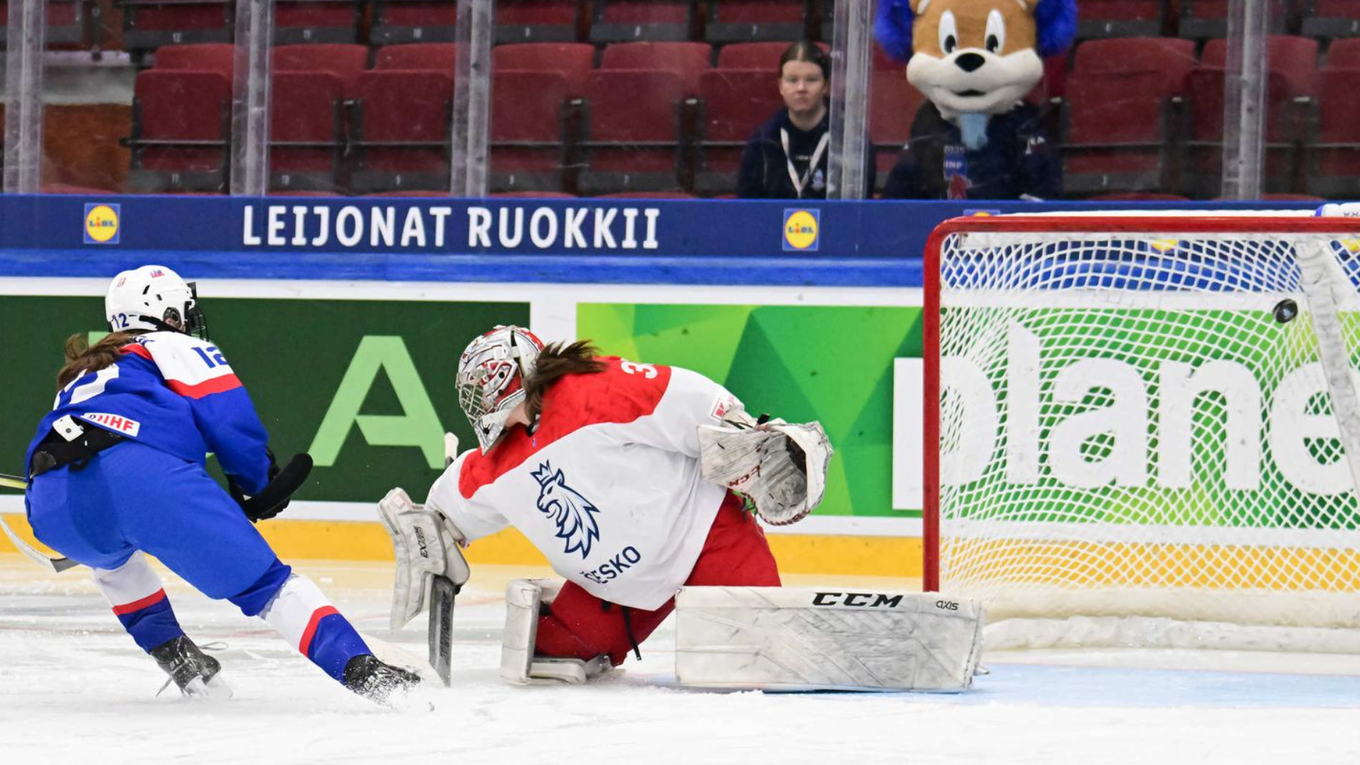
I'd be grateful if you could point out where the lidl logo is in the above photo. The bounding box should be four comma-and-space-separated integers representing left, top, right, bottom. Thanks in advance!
84, 203, 120, 244
783, 208, 820, 252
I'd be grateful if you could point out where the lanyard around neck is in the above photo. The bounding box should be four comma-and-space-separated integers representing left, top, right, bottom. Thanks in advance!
780, 127, 830, 199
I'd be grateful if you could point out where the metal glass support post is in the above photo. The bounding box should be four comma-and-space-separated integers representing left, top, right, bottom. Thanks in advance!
3, 0, 48, 194
827, 0, 872, 200
451, 0, 493, 197
231, 0, 274, 196
1220, 0, 1267, 200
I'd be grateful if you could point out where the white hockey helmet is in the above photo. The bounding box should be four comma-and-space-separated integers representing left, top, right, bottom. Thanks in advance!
457, 325, 545, 452
105, 265, 208, 338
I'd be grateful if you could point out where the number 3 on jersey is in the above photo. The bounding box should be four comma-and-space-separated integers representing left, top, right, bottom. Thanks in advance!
620, 360, 658, 379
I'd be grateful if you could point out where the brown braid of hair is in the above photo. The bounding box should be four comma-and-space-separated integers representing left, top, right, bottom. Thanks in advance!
523, 340, 607, 420
55, 331, 142, 389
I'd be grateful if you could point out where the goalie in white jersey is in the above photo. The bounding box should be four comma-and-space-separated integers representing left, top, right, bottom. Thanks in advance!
381, 325, 833, 682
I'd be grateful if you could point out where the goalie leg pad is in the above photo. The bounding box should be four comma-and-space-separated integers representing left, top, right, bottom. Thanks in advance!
378, 488, 471, 630
674, 587, 985, 692
500, 579, 614, 685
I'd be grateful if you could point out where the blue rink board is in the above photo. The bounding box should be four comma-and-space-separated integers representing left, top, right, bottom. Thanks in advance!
0, 196, 1320, 286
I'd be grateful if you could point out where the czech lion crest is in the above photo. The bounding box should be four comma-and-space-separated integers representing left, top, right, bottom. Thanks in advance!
531, 461, 601, 559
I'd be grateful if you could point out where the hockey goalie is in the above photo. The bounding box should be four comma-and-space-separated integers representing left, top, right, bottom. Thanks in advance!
379, 325, 983, 692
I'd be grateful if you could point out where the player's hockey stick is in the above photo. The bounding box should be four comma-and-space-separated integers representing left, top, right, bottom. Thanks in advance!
239, 453, 313, 522
0, 472, 80, 573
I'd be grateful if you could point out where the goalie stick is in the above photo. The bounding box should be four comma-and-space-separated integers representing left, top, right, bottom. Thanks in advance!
428, 432, 462, 687
0, 472, 80, 573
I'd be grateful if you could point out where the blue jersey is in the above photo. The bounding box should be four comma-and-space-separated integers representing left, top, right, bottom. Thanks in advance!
26, 332, 272, 495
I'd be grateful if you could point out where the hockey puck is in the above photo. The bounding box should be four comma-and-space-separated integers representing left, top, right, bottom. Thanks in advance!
1274, 299, 1299, 324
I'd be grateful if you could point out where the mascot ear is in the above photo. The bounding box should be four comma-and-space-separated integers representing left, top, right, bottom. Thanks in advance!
873, 0, 918, 63
1033, 0, 1078, 58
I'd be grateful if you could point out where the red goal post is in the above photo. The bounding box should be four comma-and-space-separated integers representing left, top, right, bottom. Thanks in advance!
922, 213, 1360, 650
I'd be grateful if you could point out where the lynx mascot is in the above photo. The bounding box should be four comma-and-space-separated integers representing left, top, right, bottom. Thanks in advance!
876, 0, 1076, 199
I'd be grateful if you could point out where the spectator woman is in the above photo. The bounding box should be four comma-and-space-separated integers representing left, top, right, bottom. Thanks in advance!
737, 41, 874, 199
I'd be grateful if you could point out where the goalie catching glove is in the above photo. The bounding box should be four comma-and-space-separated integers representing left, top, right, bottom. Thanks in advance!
697, 411, 833, 526
377, 487, 471, 630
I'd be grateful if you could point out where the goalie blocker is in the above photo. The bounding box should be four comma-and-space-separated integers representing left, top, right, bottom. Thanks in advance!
675, 587, 984, 692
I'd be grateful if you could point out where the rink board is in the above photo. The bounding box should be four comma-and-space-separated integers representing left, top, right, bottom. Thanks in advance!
0, 279, 923, 578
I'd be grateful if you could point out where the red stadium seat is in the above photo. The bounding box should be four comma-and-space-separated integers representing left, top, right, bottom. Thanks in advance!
704, 0, 809, 44
350, 70, 455, 193
1180, 0, 1288, 40
273, 0, 361, 45
490, 70, 574, 194
0, 0, 85, 47
272, 43, 369, 94
1185, 66, 1304, 197
693, 68, 785, 195
1326, 38, 1360, 69
589, 0, 695, 44
1306, 68, 1360, 198
1060, 69, 1175, 196
1073, 0, 1164, 40
716, 40, 826, 70
1200, 36, 1318, 98
600, 42, 712, 96
577, 69, 686, 194
374, 42, 456, 71
1302, 0, 1360, 39
152, 43, 234, 73
270, 71, 346, 192
1072, 37, 1196, 93
497, 0, 582, 43
869, 71, 925, 192
119, 0, 232, 54
126, 69, 232, 193
372, 0, 456, 45
492, 43, 596, 96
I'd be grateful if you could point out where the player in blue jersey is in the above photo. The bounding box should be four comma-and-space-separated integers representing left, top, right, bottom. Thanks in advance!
23, 265, 419, 703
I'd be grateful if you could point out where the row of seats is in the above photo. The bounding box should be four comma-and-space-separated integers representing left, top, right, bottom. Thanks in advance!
11, 0, 1360, 54
126, 40, 922, 196
112, 0, 823, 54
1063, 36, 1360, 198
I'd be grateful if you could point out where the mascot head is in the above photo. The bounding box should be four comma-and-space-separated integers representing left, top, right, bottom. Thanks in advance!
876, 0, 1075, 145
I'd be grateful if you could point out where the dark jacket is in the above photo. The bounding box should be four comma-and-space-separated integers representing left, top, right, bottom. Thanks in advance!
883, 101, 1060, 200
738, 109, 875, 199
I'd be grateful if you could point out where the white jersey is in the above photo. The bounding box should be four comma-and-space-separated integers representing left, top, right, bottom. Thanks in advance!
426, 358, 740, 610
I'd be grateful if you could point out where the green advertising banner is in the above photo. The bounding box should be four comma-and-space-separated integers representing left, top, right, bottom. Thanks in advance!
578, 303, 923, 519
1, 296, 528, 502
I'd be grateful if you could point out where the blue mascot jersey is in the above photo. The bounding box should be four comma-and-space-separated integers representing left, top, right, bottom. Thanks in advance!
26, 332, 272, 495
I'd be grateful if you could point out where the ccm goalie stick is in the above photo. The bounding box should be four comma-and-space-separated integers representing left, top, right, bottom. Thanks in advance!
0, 472, 80, 573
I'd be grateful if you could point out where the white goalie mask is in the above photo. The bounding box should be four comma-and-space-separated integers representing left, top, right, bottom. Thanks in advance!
105, 264, 208, 339
457, 325, 545, 452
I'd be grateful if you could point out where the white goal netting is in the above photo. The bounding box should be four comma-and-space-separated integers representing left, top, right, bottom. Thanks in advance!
929, 214, 1360, 651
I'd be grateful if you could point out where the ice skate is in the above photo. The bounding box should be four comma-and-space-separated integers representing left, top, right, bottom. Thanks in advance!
343, 654, 422, 705
150, 636, 233, 700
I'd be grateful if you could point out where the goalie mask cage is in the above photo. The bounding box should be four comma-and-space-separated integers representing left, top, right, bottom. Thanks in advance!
924, 214, 1360, 652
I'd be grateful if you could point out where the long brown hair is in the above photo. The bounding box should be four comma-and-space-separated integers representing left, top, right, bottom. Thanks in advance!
524, 340, 606, 420
56, 331, 141, 389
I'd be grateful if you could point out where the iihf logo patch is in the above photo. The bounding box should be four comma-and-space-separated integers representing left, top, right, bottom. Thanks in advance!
531, 461, 601, 559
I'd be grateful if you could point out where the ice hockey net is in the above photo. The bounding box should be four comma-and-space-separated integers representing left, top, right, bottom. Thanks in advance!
924, 214, 1360, 652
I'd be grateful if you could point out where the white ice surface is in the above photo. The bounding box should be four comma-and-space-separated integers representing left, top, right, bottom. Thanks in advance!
3, 555, 1360, 765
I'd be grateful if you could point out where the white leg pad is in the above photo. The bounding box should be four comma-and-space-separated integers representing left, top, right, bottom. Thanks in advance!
675, 587, 985, 692
500, 579, 612, 685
